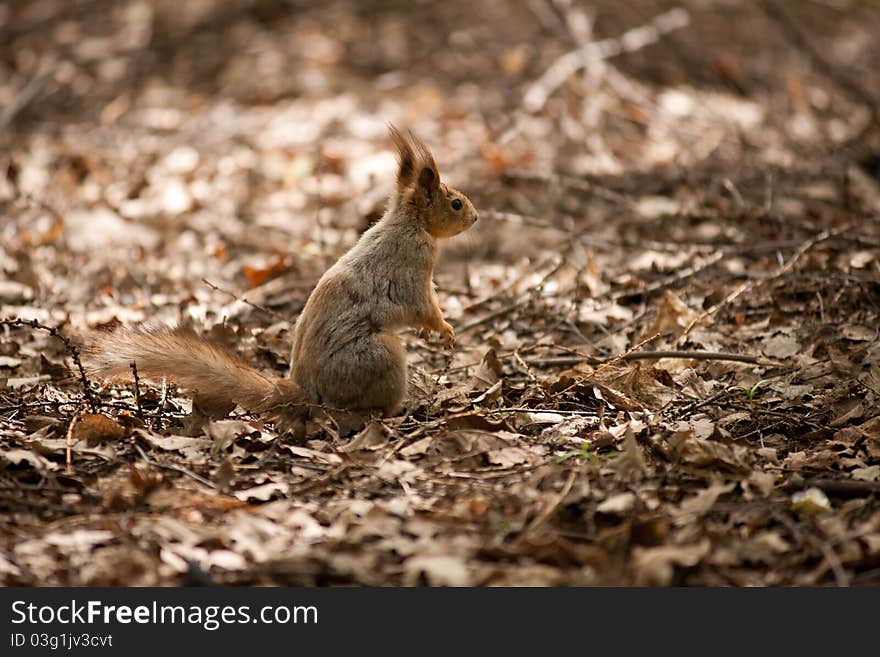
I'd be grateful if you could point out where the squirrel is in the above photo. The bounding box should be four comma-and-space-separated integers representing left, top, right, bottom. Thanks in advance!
84, 126, 479, 430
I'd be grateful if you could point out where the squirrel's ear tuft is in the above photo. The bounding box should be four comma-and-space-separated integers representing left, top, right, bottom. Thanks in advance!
389, 124, 415, 191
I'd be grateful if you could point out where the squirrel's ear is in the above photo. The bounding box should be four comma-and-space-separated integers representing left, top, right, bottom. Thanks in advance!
410, 131, 440, 201
389, 124, 415, 191
417, 166, 438, 203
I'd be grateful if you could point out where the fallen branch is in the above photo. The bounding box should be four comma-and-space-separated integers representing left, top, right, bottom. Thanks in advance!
64, 408, 84, 475
483, 209, 716, 254
530, 350, 777, 367
791, 477, 880, 498
676, 223, 851, 345
502, 168, 634, 207
464, 254, 558, 313
0, 72, 52, 129
129, 361, 144, 421
760, 0, 879, 126
524, 7, 690, 112
595, 332, 660, 374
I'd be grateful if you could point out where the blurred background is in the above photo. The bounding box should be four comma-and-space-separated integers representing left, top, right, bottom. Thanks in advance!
2, 0, 878, 299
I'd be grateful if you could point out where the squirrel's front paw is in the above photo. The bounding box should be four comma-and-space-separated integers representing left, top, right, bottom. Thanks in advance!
440, 321, 455, 349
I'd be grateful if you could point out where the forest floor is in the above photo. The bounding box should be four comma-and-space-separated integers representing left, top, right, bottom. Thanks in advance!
1, 0, 880, 586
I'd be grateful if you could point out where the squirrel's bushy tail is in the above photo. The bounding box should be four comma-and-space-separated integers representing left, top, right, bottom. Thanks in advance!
83, 323, 299, 416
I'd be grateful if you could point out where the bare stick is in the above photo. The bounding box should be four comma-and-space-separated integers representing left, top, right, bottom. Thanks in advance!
0, 399, 180, 415
464, 254, 558, 313
134, 443, 217, 490
485, 407, 600, 417
676, 224, 849, 345
596, 333, 660, 375
484, 209, 715, 254
522, 470, 577, 535
761, 0, 878, 126
129, 361, 145, 421
524, 8, 690, 112
0, 72, 51, 129
514, 350, 540, 385
0, 317, 96, 411
503, 168, 634, 207
611, 251, 726, 301
459, 256, 566, 332
815, 539, 850, 588
202, 278, 287, 323
65, 408, 85, 475
792, 478, 880, 498
530, 350, 778, 367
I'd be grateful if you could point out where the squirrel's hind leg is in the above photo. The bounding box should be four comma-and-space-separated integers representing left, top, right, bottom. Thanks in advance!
315, 333, 407, 416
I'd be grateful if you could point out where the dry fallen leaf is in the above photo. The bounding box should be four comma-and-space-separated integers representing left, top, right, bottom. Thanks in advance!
791, 488, 831, 515
597, 492, 636, 515
2, 448, 60, 472
403, 555, 471, 586
674, 482, 735, 523
632, 540, 711, 586
338, 420, 390, 452
233, 482, 289, 502
71, 413, 126, 445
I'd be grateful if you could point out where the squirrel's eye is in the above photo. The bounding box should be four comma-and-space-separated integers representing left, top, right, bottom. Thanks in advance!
451, 198, 463, 211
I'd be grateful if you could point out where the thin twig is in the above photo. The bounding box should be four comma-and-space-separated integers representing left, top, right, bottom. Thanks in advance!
288, 464, 349, 495
134, 443, 217, 489
612, 251, 725, 301
530, 350, 778, 367
0, 318, 96, 411
485, 407, 601, 417
129, 361, 144, 421
464, 254, 558, 313
0, 399, 184, 417
503, 168, 635, 207
201, 278, 288, 322
524, 7, 690, 112
513, 350, 540, 385
676, 224, 850, 344
671, 388, 737, 418
484, 209, 716, 254
65, 408, 86, 475
760, 0, 879, 126
791, 478, 880, 498
460, 256, 566, 332
522, 470, 577, 535
814, 539, 850, 588
0, 72, 51, 129
595, 333, 660, 375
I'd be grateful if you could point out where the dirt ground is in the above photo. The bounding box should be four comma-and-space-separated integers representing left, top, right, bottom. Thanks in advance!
1, 0, 880, 586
